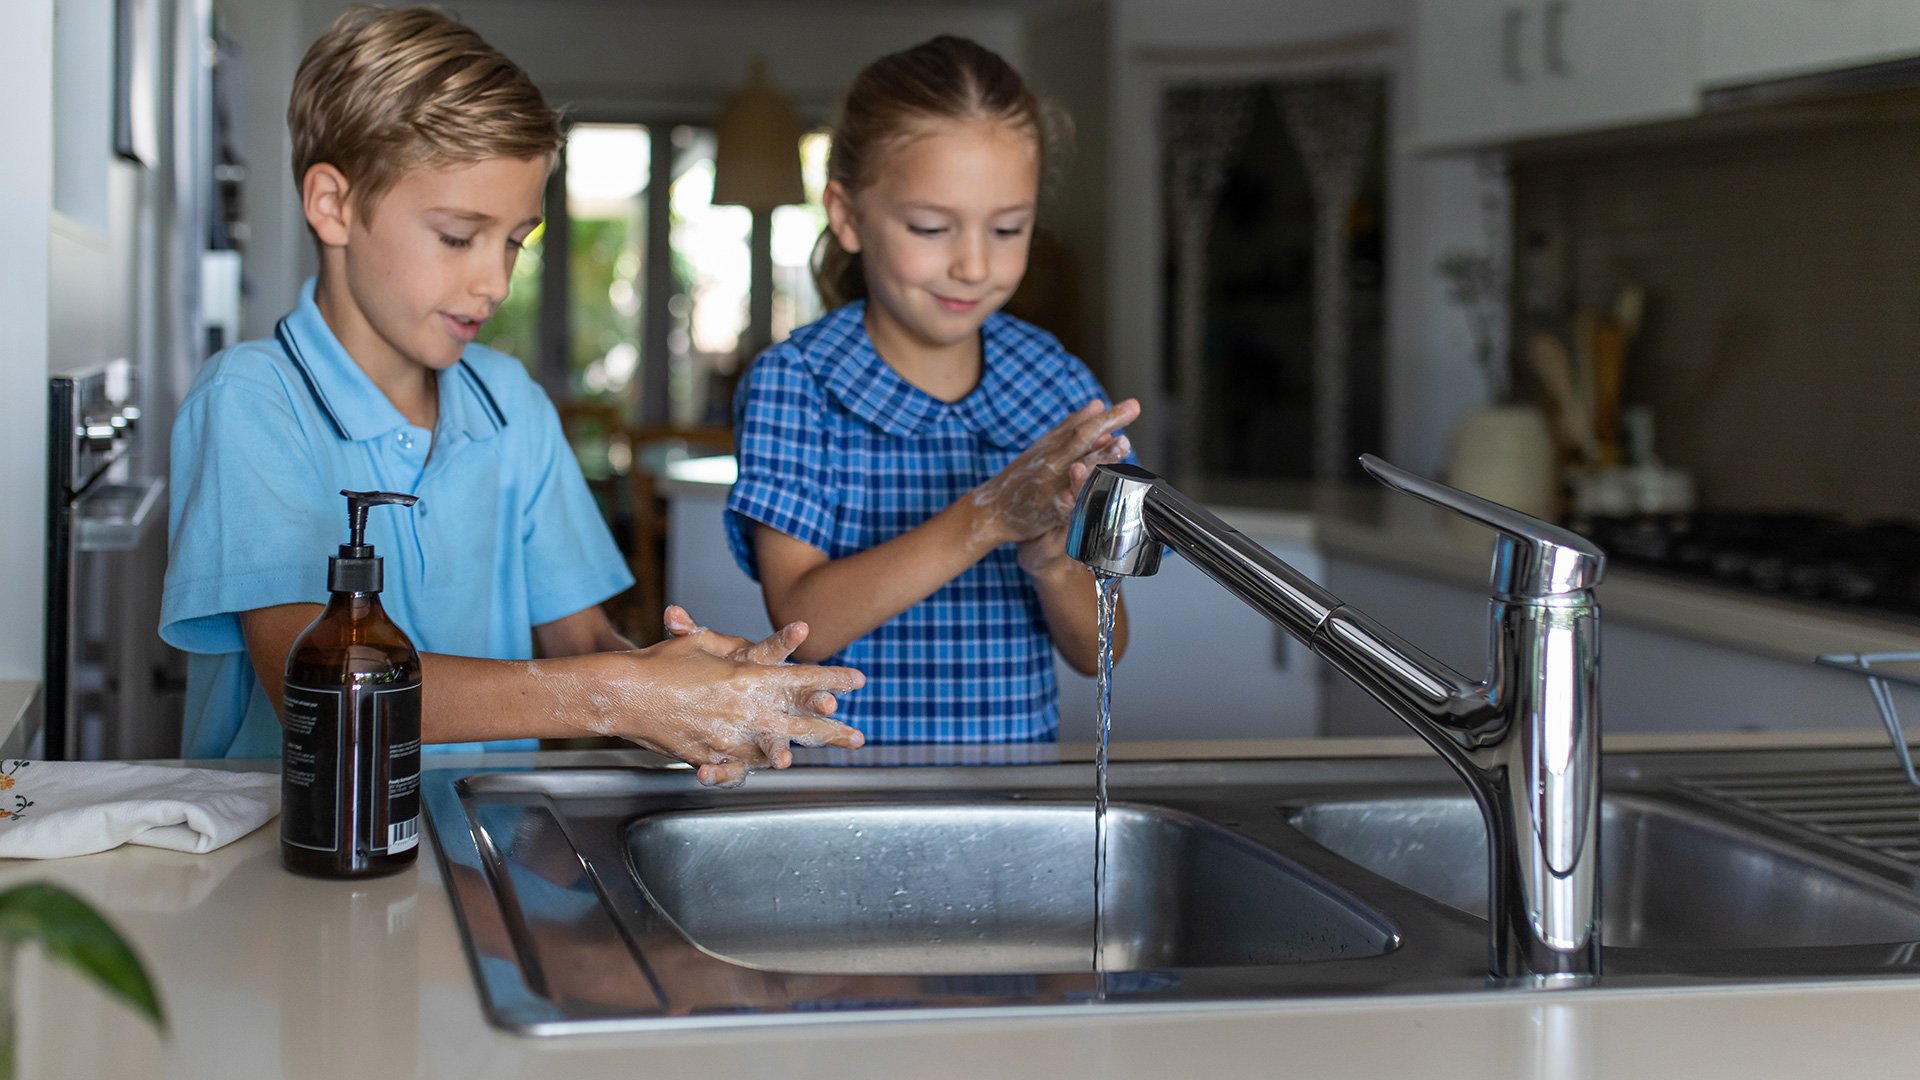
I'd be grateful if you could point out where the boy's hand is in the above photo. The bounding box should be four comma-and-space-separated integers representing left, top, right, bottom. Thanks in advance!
971, 399, 1138, 547
584, 608, 866, 788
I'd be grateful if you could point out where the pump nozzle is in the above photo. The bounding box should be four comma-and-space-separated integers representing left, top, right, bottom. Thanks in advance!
331, 489, 420, 593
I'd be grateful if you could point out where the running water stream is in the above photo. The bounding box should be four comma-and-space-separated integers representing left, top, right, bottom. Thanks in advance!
1091, 572, 1122, 994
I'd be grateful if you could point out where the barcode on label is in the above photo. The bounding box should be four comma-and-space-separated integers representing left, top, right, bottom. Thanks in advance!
387, 816, 419, 853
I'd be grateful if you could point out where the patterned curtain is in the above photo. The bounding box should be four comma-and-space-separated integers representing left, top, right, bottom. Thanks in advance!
1276, 77, 1383, 480
1162, 85, 1254, 481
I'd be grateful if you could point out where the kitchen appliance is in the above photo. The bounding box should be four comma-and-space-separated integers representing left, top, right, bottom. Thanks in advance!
1579, 512, 1920, 621
45, 364, 171, 760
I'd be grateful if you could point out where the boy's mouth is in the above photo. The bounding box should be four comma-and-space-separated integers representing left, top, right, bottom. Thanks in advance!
441, 312, 487, 342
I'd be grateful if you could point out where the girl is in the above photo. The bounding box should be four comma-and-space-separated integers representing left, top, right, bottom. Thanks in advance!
723, 35, 1137, 745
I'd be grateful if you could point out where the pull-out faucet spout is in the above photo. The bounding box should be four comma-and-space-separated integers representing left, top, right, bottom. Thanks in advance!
1067, 456, 1605, 980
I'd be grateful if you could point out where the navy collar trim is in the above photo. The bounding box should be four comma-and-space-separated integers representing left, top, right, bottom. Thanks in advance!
274, 318, 351, 441
274, 317, 509, 440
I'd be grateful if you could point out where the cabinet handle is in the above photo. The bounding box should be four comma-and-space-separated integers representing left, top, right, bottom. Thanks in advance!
1543, 0, 1571, 76
1501, 6, 1529, 82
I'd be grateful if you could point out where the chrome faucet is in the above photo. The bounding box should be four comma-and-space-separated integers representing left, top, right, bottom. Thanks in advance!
1067, 455, 1604, 981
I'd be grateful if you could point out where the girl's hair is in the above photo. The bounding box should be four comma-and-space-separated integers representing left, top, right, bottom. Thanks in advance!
813, 36, 1066, 309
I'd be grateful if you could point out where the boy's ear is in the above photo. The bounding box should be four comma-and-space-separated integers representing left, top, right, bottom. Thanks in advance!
301, 164, 355, 248
823, 180, 862, 255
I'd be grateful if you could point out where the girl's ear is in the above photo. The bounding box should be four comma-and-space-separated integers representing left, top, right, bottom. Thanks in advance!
823, 179, 863, 255
301, 163, 355, 248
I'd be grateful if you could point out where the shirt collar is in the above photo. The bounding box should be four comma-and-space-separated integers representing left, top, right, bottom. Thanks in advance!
809, 302, 1048, 450
277, 277, 506, 444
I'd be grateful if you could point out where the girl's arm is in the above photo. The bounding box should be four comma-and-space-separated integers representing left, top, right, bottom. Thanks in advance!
754, 399, 1140, 662
1017, 523, 1130, 676
753, 495, 1012, 661
239, 603, 865, 787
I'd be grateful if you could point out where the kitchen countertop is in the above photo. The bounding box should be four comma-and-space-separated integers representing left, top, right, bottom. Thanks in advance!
22, 735, 1920, 1080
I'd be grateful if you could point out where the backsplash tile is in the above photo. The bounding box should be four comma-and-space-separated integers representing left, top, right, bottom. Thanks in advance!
1515, 119, 1920, 524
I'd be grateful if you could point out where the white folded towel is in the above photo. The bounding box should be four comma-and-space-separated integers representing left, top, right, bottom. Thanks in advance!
0, 760, 280, 859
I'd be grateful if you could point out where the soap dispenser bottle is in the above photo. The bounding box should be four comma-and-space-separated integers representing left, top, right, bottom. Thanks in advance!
281, 489, 424, 879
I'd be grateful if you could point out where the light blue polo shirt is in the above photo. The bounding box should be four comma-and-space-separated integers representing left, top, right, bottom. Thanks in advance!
160, 278, 635, 759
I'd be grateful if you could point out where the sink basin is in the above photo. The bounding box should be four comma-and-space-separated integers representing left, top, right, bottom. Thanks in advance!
1288, 793, 1920, 949
628, 801, 1397, 975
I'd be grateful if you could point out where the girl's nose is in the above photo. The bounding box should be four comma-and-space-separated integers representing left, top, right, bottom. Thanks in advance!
950, 234, 989, 285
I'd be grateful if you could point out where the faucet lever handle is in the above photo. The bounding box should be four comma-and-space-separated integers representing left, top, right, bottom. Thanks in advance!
1359, 454, 1605, 597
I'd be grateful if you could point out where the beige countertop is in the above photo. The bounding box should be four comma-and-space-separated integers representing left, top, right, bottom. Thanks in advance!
19, 736, 1920, 1079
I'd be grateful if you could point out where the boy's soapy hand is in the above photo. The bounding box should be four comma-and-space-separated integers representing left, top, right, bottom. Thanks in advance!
971, 398, 1138, 547
578, 607, 866, 788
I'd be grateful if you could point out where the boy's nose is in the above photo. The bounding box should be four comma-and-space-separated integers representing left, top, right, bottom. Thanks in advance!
473, 256, 512, 306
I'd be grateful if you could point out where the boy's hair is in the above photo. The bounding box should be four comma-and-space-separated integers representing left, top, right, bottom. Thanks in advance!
289, 5, 565, 217
814, 35, 1068, 309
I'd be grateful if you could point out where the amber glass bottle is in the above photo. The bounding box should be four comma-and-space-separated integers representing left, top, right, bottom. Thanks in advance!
281, 490, 423, 879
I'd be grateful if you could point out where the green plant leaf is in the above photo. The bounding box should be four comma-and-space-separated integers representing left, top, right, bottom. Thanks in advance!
0, 884, 164, 1031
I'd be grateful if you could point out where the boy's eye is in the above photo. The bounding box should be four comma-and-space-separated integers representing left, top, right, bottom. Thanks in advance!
439, 234, 474, 249
994, 225, 1030, 239
907, 224, 947, 237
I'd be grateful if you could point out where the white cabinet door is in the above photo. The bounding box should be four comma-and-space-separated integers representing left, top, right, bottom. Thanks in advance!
1699, 0, 1907, 85
1318, 556, 1879, 737
1056, 539, 1324, 743
1415, 0, 1699, 149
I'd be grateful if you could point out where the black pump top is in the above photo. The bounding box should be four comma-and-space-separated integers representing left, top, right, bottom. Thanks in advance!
330, 489, 420, 594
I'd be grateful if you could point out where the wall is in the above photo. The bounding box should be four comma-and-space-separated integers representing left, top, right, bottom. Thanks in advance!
0, 0, 54, 683
219, 0, 1029, 342
1023, 2, 1110, 376
1514, 116, 1920, 522
1106, 0, 1486, 482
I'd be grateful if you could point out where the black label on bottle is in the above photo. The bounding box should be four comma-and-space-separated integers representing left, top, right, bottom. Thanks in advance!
282, 679, 423, 856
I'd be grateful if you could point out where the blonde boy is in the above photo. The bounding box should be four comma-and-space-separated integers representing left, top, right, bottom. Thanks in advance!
160, 6, 862, 785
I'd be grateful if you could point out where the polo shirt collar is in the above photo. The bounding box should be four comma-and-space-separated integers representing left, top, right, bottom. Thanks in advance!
810, 302, 1045, 450
277, 277, 506, 444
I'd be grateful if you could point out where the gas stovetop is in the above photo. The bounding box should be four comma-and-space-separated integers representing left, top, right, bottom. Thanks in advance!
1577, 512, 1920, 622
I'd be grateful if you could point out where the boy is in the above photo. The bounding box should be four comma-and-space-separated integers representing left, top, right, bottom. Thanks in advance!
160, 6, 862, 786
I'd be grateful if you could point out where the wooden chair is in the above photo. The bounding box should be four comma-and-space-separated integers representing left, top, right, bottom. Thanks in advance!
623, 424, 735, 642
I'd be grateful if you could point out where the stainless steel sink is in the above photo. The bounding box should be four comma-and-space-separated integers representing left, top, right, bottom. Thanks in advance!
1288, 793, 1920, 949
422, 748, 1920, 1033
628, 801, 1395, 975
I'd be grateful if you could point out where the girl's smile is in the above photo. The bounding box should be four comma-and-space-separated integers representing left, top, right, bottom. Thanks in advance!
825, 118, 1040, 397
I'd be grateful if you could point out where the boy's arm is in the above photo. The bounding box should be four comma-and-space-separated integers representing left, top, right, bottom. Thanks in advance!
534, 606, 635, 656
239, 604, 865, 787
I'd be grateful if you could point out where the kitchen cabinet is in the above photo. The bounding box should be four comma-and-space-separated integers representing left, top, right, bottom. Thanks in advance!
1319, 555, 1887, 738
1055, 536, 1324, 743
1414, 0, 1699, 149
1699, 0, 1920, 86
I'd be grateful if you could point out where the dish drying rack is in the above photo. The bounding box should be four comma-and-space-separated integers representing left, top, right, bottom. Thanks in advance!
1815, 652, 1920, 787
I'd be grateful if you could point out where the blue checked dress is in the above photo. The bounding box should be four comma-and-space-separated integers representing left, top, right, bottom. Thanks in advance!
725, 301, 1121, 744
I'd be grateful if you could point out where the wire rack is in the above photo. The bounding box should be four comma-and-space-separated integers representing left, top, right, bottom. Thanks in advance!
1815, 651, 1920, 787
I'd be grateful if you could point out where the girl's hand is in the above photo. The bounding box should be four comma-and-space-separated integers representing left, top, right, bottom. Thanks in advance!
579, 608, 867, 787
1014, 463, 1092, 578
971, 399, 1138, 546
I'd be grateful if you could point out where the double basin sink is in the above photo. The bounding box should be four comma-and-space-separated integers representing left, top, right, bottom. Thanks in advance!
423, 747, 1920, 1033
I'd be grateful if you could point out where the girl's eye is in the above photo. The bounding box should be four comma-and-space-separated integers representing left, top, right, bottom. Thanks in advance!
907, 224, 947, 237
439, 234, 474, 249
507, 236, 527, 251
994, 225, 1030, 239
